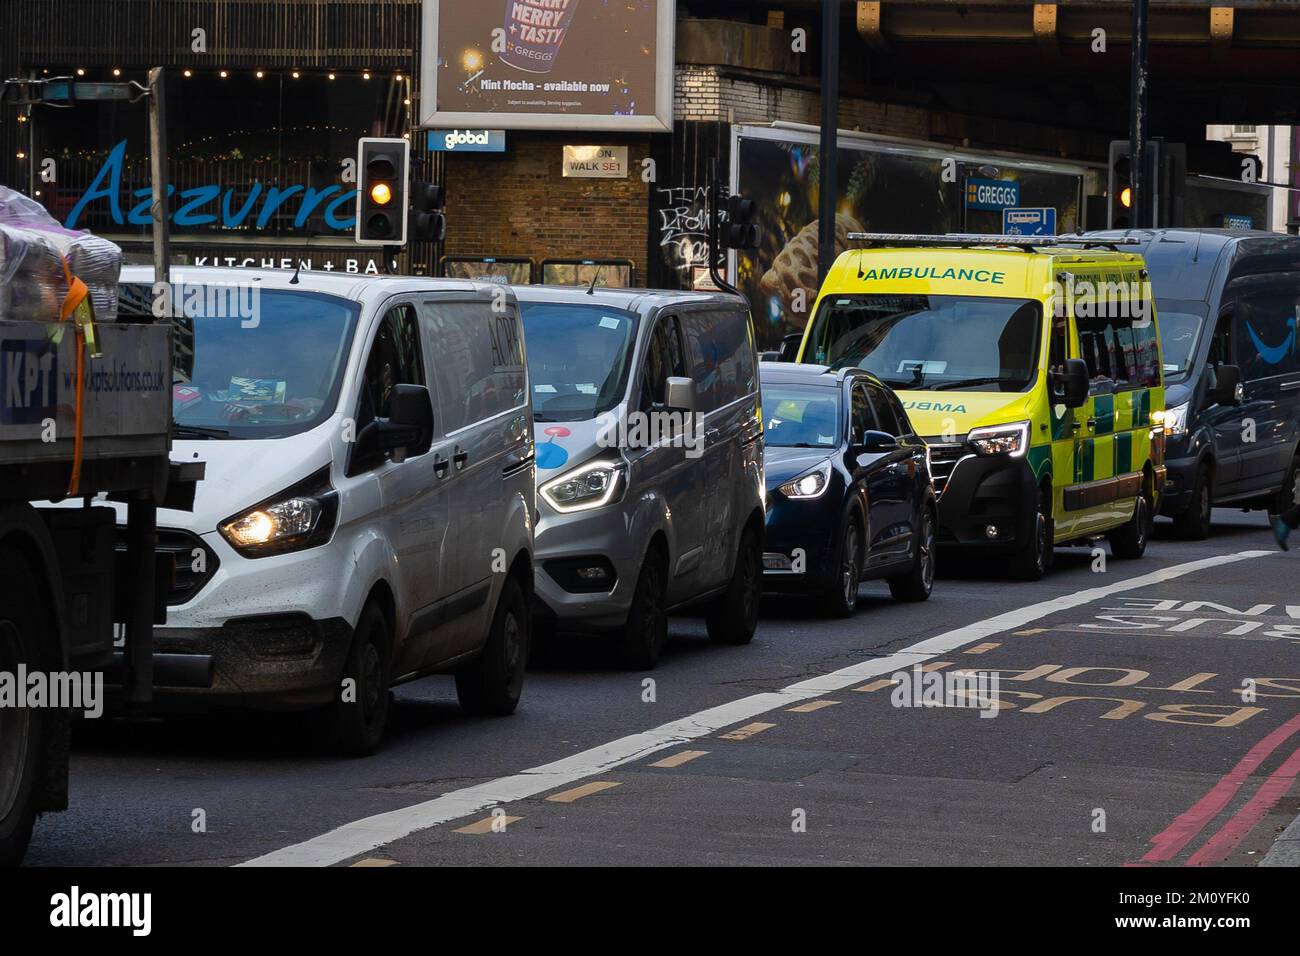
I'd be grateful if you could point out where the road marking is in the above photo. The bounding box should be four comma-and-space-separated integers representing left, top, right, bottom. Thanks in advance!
855, 660, 953, 691
1141, 711, 1300, 863
1186, 743, 1300, 866
720, 722, 776, 740
1015, 628, 1048, 636
454, 815, 522, 835
649, 750, 709, 769
350, 858, 397, 867
787, 700, 840, 713
545, 781, 620, 803
242, 550, 1275, 867
964, 642, 1001, 654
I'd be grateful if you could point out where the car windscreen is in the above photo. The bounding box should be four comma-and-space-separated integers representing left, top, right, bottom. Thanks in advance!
762, 383, 841, 448
119, 283, 360, 439
1155, 300, 1205, 382
804, 294, 1042, 393
520, 301, 639, 421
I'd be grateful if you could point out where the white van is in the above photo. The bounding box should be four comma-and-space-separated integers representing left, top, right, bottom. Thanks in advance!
112, 266, 536, 754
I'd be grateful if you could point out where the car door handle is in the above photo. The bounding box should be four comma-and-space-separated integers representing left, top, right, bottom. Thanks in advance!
1086, 418, 1097, 428
453, 447, 468, 470
434, 454, 449, 478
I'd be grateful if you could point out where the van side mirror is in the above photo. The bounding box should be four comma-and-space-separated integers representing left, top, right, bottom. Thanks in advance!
664, 376, 696, 413
778, 333, 803, 362
378, 384, 434, 456
1208, 363, 1244, 406
1050, 358, 1090, 409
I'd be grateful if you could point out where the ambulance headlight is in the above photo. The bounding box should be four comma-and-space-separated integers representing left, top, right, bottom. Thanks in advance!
967, 421, 1030, 458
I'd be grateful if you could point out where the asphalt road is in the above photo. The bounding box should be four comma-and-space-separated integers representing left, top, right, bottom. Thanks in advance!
25, 508, 1300, 867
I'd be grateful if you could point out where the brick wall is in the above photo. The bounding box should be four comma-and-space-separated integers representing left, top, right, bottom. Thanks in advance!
442, 132, 652, 282
675, 66, 929, 140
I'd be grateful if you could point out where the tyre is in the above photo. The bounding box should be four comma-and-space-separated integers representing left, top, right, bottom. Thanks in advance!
457, 576, 529, 716
817, 512, 863, 617
1272, 455, 1300, 518
0, 546, 50, 865
889, 506, 937, 603
1110, 489, 1154, 560
1011, 486, 1053, 581
1172, 462, 1212, 540
323, 601, 393, 757
706, 524, 762, 645
620, 548, 668, 669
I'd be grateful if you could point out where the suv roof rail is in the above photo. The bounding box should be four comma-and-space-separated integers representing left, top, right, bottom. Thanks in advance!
845, 232, 1143, 253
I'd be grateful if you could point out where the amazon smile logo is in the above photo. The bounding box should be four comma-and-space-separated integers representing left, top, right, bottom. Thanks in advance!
1246, 316, 1298, 366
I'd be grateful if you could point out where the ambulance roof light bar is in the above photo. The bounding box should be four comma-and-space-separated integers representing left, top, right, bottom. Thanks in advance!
846, 232, 1142, 252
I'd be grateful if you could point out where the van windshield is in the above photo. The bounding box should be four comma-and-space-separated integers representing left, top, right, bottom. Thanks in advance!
1155, 302, 1205, 382
804, 294, 1042, 392
519, 301, 640, 421
119, 283, 360, 439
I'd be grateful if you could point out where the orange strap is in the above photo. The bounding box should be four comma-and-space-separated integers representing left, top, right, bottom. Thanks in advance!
59, 257, 89, 496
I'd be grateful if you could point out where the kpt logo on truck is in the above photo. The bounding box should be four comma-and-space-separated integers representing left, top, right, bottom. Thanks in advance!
1, 339, 57, 425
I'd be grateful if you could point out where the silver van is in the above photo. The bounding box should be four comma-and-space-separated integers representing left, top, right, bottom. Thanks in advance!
517, 287, 765, 668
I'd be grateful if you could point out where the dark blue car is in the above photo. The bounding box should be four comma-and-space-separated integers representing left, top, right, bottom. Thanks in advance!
760, 362, 937, 616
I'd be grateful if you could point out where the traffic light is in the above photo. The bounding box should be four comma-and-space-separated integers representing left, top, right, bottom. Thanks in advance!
410, 182, 446, 243
1107, 139, 1186, 229
722, 193, 760, 250
1108, 141, 1133, 228
356, 137, 410, 246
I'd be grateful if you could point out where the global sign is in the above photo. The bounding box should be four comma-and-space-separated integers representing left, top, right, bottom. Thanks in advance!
965, 178, 1021, 211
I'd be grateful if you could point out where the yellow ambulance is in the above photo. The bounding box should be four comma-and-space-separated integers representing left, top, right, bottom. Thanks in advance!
796, 234, 1166, 579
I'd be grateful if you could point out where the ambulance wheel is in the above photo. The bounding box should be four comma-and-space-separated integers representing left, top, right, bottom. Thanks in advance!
1110, 491, 1153, 560
1011, 489, 1053, 581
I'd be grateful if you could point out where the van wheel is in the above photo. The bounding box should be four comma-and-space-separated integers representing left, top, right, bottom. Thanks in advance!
1273, 456, 1300, 517
889, 506, 936, 603
1110, 492, 1153, 560
1173, 463, 1212, 540
707, 524, 762, 645
621, 548, 669, 669
323, 601, 393, 757
0, 547, 46, 865
457, 576, 529, 716
818, 513, 862, 617
1011, 488, 1053, 581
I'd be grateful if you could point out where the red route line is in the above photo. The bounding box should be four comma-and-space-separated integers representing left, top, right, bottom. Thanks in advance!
1185, 743, 1300, 866
1140, 712, 1300, 864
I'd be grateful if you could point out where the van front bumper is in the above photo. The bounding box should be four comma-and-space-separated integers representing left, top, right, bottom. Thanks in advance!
107, 615, 354, 712
532, 506, 644, 631
1158, 435, 1200, 517
935, 454, 1039, 549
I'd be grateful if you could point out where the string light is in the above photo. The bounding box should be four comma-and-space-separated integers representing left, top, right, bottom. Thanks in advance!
291, 70, 300, 79
112, 68, 121, 76
75, 68, 85, 76
362, 71, 371, 80
255, 70, 264, 79
183, 69, 192, 77
394, 73, 403, 82
219, 70, 228, 78
328, 72, 336, 80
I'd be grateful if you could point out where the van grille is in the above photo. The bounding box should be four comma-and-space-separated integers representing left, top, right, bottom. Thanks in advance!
923, 439, 969, 497
116, 528, 219, 606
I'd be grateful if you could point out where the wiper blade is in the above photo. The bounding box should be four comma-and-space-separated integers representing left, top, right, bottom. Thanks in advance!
925, 376, 1010, 391
173, 424, 232, 439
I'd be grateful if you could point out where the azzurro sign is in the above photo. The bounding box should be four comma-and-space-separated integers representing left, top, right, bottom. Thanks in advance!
63, 140, 357, 232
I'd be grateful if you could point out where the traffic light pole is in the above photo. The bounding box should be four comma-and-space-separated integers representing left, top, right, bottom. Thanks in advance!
1129, 0, 1150, 229
707, 158, 743, 298
817, 0, 841, 285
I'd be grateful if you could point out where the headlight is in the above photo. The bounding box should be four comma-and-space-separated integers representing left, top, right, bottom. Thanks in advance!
967, 420, 1030, 458
778, 460, 832, 499
219, 468, 337, 557
1154, 402, 1188, 437
540, 459, 626, 513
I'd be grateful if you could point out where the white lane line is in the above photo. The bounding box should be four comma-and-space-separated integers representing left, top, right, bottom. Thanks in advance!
240, 550, 1274, 867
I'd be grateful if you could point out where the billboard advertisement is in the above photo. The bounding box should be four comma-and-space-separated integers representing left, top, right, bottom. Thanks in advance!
729, 127, 1088, 348
420, 0, 674, 131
